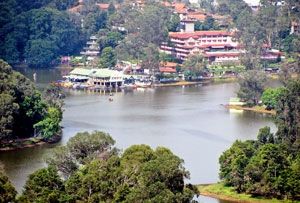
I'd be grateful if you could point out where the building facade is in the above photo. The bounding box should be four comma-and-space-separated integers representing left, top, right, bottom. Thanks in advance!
160, 24, 281, 64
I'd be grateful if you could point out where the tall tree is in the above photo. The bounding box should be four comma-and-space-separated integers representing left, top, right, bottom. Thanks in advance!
98, 46, 117, 68
237, 70, 267, 105
276, 79, 300, 151
19, 167, 66, 202
0, 169, 17, 203
182, 54, 208, 78
47, 131, 116, 177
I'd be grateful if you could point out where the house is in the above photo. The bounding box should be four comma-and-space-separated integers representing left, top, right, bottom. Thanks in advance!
96, 3, 110, 10
159, 62, 178, 74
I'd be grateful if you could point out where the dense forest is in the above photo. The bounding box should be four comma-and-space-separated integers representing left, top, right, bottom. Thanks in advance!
0, 60, 63, 146
0, 0, 100, 68
219, 79, 300, 200
1, 0, 299, 72
1, 131, 198, 202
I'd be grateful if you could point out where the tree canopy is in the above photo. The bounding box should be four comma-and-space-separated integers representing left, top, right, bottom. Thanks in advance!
220, 79, 300, 200
15, 131, 197, 202
237, 70, 267, 105
0, 60, 63, 145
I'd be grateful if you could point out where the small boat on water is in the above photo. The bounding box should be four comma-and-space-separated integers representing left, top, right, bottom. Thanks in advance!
135, 80, 152, 88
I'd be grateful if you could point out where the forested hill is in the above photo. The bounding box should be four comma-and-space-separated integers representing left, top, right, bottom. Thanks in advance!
0, 0, 85, 68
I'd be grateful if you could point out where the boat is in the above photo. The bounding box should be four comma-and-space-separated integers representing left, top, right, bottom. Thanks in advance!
135, 80, 152, 88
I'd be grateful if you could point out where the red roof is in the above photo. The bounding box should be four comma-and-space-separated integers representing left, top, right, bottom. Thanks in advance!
160, 62, 178, 67
68, 5, 83, 13
173, 3, 187, 14
169, 31, 232, 39
187, 13, 207, 21
159, 67, 177, 73
97, 3, 109, 10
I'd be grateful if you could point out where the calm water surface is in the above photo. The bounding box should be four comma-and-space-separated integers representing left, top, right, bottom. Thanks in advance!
0, 67, 276, 203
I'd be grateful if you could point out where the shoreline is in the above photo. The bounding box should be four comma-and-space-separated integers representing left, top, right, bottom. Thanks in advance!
0, 132, 62, 152
225, 105, 276, 115
198, 183, 299, 203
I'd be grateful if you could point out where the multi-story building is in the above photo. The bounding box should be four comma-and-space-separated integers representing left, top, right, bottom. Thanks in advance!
160, 22, 281, 64
80, 35, 100, 62
160, 29, 241, 63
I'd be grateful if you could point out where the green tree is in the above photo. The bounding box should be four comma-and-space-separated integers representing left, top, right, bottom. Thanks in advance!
65, 144, 195, 202
47, 131, 116, 177
19, 167, 66, 202
194, 20, 203, 31
15, 91, 47, 137
219, 140, 257, 192
65, 156, 121, 202
202, 16, 216, 30
286, 155, 300, 199
98, 30, 124, 50
99, 46, 116, 68
108, 2, 116, 15
43, 84, 65, 108
34, 107, 62, 140
257, 126, 274, 144
0, 60, 52, 142
83, 10, 107, 36
237, 70, 267, 105
0, 169, 17, 203
167, 14, 180, 32
182, 54, 207, 78
140, 43, 160, 73
276, 79, 300, 151
261, 87, 285, 109
1, 7, 83, 67
244, 144, 289, 198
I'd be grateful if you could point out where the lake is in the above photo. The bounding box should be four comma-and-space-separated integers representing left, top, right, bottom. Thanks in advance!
0, 67, 276, 202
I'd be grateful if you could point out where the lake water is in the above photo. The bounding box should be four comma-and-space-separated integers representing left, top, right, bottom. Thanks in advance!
0, 67, 276, 202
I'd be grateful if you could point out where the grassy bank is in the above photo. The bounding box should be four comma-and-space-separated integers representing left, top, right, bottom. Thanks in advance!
198, 183, 300, 203
226, 105, 276, 115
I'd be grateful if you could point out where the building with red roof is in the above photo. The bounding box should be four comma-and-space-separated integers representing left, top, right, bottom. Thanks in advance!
159, 62, 179, 74
160, 22, 282, 64
96, 3, 110, 10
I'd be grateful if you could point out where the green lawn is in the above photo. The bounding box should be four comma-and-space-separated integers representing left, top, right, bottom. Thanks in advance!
197, 183, 300, 203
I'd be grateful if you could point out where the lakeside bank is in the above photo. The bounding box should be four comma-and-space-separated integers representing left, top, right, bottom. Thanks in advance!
225, 105, 276, 115
0, 132, 62, 152
198, 183, 300, 203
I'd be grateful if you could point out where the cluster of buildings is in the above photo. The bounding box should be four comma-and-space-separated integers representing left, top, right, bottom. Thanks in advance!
160, 20, 282, 64
63, 68, 124, 89
67, 0, 286, 69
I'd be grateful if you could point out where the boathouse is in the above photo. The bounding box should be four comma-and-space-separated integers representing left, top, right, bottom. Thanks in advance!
66, 68, 124, 89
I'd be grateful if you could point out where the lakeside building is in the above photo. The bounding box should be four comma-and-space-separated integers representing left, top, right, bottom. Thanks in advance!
160, 22, 282, 64
66, 68, 124, 89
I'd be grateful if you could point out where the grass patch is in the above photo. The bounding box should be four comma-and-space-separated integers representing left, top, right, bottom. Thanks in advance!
198, 183, 300, 203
